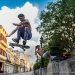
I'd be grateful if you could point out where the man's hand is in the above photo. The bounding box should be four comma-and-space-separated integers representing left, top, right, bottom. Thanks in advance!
13, 23, 19, 26
6, 35, 11, 37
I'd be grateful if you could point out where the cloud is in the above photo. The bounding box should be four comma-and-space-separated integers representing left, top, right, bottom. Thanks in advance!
0, 2, 41, 63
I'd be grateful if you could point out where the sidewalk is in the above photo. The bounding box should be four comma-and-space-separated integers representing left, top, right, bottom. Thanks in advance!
0, 71, 34, 75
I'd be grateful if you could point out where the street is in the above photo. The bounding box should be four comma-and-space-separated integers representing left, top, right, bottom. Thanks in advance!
13, 71, 34, 75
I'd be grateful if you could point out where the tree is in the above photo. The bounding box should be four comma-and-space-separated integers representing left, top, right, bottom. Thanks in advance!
38, 0, 75, 55
33, 58, 49, 70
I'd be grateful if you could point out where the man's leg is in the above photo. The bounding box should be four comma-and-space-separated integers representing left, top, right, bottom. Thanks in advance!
23, 28, 32, 45
22, 28, 27, 45
12, 28, 21, 43
24, 28, 32, 40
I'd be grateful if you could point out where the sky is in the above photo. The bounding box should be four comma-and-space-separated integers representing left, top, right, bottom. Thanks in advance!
0, 0, 54, 10
0, 0, 56, 63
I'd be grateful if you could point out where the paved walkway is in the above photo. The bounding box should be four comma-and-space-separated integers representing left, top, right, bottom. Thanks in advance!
13, 71, 33, 75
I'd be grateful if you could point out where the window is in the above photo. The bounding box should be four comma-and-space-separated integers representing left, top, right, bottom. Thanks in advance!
3, 51, 6, 56
0, 49, 2, 54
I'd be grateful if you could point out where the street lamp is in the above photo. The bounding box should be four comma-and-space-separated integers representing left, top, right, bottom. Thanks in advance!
40, 36, 44, 75
35, 45, 40, 68
40, 36, 43, 48
35, 45, 40, 75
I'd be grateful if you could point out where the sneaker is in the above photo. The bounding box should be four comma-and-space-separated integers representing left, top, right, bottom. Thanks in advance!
23, 40, 26, 45
12, 38, 19, 44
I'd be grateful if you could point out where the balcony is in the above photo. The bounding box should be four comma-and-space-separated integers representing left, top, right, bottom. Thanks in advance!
0, 44, 6, 51
0, 40, 7, 48
0, 54, 7, 61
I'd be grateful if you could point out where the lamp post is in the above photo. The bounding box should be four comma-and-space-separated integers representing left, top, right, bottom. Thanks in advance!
40, 36, 44, 75
35, 46, 39, 67
35, 45, 39, 75
24, 62, 25, 72
40, 36, 43, 48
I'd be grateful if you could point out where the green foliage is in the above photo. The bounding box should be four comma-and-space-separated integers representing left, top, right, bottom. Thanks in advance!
33, 63, 40, 70
42, 58, 49, 67
38, 0, 75, 54
33, 58, 49, 69
33, 60, 40, 70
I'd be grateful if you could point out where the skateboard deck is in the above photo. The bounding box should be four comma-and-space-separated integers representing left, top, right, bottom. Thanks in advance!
9, 42, 30, 50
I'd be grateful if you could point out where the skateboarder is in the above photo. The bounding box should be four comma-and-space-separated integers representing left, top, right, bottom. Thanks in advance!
7, 13, 32, 45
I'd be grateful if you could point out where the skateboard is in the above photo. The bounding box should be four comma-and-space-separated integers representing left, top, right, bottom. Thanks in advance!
9, 42, 30, 51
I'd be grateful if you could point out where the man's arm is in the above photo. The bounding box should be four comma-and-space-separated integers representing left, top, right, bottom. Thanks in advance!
13, 19, 30, 26
13, 22, 28, 26
7, 27, 18, 37
13, 23, 21, 26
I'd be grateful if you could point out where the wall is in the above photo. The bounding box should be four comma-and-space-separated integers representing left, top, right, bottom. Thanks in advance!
47, 57, 75, 75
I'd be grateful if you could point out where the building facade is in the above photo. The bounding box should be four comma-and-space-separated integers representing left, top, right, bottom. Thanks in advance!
0, 25, 31, 73
13, 50, 20, 73
4, 48, 15, 73
0, 25, 16, 73
0, 25, 8, 73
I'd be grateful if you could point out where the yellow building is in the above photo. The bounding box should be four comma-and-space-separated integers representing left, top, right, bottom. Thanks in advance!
0, 25, 8, 72
6, 48, 15, 64
0, 25, 24, 73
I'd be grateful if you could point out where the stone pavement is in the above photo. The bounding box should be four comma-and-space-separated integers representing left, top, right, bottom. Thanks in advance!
0, 71, 34, 75
13, 71, 33, 75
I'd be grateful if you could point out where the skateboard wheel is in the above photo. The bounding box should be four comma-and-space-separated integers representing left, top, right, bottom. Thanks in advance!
12, 46, 14, 48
